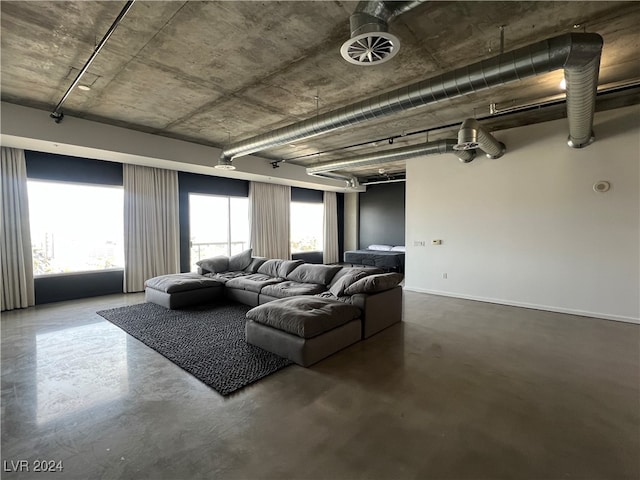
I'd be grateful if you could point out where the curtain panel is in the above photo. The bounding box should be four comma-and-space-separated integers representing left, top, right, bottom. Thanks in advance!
1, 147, 35, 310
249, 182, 291, 259
323, 191, 339, 264
123, 164, 180, 292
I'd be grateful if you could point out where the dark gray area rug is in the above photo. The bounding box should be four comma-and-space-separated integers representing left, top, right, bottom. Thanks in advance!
97, 302, 293, 396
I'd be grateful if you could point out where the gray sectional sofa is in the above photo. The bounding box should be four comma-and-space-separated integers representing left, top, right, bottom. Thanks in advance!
144, 249, 403, 366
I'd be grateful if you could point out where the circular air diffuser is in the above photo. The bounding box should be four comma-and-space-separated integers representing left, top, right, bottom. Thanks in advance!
340, 32, 400, 66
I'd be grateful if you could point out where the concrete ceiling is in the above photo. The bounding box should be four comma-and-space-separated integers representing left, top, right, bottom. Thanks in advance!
2, 1, 639, 183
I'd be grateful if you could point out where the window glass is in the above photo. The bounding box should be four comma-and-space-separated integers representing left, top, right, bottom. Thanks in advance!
291, 202, 324, 253
28, 181, 124, 275
189, 194, 249, 270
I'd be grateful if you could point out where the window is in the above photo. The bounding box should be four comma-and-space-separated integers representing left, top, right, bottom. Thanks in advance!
189, 194, 249, 271
28, 180, 124, 275
290, 202, 324, 253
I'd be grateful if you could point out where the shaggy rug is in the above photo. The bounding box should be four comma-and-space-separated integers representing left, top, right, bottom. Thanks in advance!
96, 302, 292, 396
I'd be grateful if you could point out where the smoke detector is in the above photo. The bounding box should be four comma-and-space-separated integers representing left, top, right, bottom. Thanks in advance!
340, 32, 400, 66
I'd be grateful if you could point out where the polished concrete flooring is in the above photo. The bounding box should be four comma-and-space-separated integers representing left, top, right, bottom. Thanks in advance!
2, 291, 638, 479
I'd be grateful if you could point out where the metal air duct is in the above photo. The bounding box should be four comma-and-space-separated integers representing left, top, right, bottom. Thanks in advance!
218, 32, 603, 168
340, 1, 425, 66
307, 171, 360, 188
306, 139, 476, 177
454, 118, 506, 158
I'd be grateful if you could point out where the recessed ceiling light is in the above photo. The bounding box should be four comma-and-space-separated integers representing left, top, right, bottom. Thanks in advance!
77, 84, 91, 91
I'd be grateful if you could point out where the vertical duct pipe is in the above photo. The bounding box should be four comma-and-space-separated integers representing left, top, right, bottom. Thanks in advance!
218, 32, 603, 168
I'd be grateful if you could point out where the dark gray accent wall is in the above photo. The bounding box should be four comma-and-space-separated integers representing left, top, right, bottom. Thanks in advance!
359, 182, 405, 248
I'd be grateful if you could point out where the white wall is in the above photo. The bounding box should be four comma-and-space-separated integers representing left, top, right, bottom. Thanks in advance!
405, 105, 640, 323
0, 102, 364, 193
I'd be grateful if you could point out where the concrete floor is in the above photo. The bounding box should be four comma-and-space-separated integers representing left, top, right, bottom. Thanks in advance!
2, 291, 638, 479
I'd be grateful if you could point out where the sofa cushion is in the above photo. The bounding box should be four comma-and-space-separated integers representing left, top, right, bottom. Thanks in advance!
245, 256, 267, 273
329, 269, 373, 297
204, 271, 250, 284
246, 296, 361, 339
328, 266, 383, 288
226, 273, 284, 293
344, 272, 404, 295
229, 249, 253, 271
145, 273, 222, 293
196, 256, 229, 274
261, 281, 327, 298
285, 264, 342, 286
257, 259, 304, 278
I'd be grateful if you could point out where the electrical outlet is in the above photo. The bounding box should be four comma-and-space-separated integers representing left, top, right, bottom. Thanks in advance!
431, 239, 442, 245
442, 273, 447, 279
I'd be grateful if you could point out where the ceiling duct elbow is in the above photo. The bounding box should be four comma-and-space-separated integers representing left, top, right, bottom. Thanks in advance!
454, 118, 506, 159
340, 1, 424, 66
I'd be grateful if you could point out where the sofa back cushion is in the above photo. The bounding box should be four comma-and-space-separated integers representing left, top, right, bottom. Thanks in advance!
286, 264, 342, 286
228, 249, 253, 271
328, 266, 383, 288
257, 259, 304, 278
244, 256, 267, 273
343, 272, 404, 295
196, 255, 229, 274
328, 269, 374, 296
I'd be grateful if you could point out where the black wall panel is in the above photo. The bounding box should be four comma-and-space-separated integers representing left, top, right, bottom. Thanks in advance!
34, 271, 124, 304
291, 187, 323, 203
359, 183, 405, 248
25, 151, 122, 185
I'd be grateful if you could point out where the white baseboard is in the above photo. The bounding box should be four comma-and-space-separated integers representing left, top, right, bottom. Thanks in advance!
403, 287, 640, 325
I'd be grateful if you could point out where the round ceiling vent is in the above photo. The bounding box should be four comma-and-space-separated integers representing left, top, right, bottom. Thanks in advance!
340, 32, 400, 66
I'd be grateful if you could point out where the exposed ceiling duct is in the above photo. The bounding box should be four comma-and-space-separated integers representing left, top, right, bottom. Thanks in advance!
306, 138, 477, 177
217, 32, 603, 169
307, 171, 360, 189
454, 118, 506, 159
339, 1, 425, 66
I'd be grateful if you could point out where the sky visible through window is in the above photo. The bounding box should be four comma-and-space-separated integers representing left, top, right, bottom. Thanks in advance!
28, 181, 124, 275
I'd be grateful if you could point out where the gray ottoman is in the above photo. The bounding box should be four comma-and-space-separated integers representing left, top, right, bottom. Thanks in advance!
145, 273, 223, 309
245, 296, 362, 367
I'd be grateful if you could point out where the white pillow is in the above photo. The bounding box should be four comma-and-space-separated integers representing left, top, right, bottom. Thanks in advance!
390, 246, 405, 252
368, 244, 393, 251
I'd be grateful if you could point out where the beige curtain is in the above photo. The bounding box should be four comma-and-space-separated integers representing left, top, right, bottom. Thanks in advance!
323, 191, 339, 264
249, 182, 290, 259
123, 164, 179, 292
1, 147, 35, 310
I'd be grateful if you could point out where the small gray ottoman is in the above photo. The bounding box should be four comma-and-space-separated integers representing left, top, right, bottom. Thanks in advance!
145, 273, 223, 309
245, 296, 362, 367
